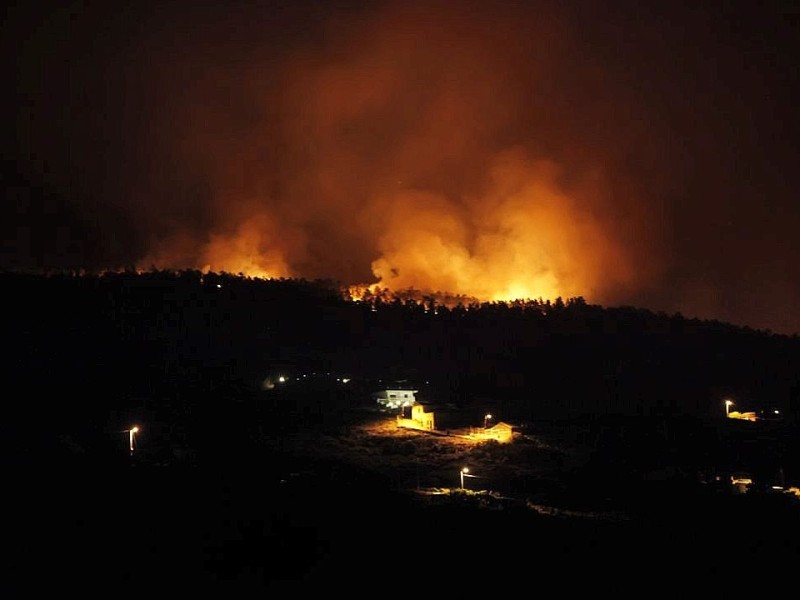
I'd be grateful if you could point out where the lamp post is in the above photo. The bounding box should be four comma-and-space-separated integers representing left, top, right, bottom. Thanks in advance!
725, 399, 733, 417
459, 467, 477, 489
126, 426, 139, 455
484, 414, 492, 429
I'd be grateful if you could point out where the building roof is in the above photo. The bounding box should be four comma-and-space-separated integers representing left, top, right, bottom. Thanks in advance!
489, 421, 514, 430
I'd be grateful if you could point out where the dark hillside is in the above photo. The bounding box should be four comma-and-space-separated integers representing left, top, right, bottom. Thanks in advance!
3, 270, 800, 593
4, 270, 798, 424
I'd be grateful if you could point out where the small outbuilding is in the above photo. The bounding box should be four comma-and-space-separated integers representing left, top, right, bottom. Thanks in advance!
482, 421, 515, 443
397, 403, 436, 431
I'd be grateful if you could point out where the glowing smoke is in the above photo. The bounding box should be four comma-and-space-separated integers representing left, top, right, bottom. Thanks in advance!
132, 1, 659, 305
366, 151, 634, 302
8, 1, 799, 332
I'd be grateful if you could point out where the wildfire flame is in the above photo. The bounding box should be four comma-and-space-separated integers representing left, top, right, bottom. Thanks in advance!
126, 2, 653, 309
136, 151, 635, 307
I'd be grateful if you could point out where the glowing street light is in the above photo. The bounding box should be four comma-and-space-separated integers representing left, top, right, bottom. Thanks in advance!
459, 466, 477, 489
484, 414, 493, 429
724, 399, 734, 417
124, 426, 140, 455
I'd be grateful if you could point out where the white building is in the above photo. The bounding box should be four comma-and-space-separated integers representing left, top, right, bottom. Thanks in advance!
373, 387, 418, 409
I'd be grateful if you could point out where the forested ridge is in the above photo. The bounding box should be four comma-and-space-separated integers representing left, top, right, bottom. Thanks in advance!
3, 269, 799, 467
5, 269, 800, 594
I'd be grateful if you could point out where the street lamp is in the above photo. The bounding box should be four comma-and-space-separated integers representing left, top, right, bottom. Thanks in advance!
125, 426, 139, 455
459, 466, 478, 489
484, 413, 493, 429
724, 399, 734, 417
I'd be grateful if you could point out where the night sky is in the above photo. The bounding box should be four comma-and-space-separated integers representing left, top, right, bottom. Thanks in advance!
3, 1, 799, 334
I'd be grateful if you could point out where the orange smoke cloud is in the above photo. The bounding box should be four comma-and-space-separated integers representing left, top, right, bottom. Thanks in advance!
140, 211, 293, 279
10, 1, 799, 333
132, 1, 662, 306
368, 150, 635, 302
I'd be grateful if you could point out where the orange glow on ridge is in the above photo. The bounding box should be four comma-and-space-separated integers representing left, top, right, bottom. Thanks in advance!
127, 2, 654, 309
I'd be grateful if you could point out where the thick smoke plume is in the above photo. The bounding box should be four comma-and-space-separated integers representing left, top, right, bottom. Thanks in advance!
7, 1, 799, 333
133, 1, 662, 305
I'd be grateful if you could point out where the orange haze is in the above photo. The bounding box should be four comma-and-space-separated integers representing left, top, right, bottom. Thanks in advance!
7, 1, 800, 333
134, 2, 661, 306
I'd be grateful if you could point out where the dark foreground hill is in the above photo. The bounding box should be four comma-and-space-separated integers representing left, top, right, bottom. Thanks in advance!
4, 268, 799, 421
3, 269, 799, 454
7, 420, 800, 597
3, 270, 800, 594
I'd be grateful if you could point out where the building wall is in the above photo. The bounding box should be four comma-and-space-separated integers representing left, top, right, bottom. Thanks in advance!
397, 403, 435, 430
412, 404, 435, 430
374, 389, 418, 408
469, 422, 515, 443
728, 411, 757, 422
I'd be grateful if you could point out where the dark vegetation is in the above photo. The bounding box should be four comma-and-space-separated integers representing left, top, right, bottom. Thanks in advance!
4, 269, 800, 594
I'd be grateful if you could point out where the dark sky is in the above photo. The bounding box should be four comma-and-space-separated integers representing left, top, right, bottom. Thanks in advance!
3, 0, 799, 334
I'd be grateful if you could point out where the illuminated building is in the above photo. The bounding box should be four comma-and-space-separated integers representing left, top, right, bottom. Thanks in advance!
372, 386, 418, 409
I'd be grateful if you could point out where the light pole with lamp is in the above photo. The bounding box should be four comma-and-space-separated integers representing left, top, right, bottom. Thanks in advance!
484, 414, 493, 429
724, 399, 733, 418
124, 426, 140, 456
460, 466, 477, 489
